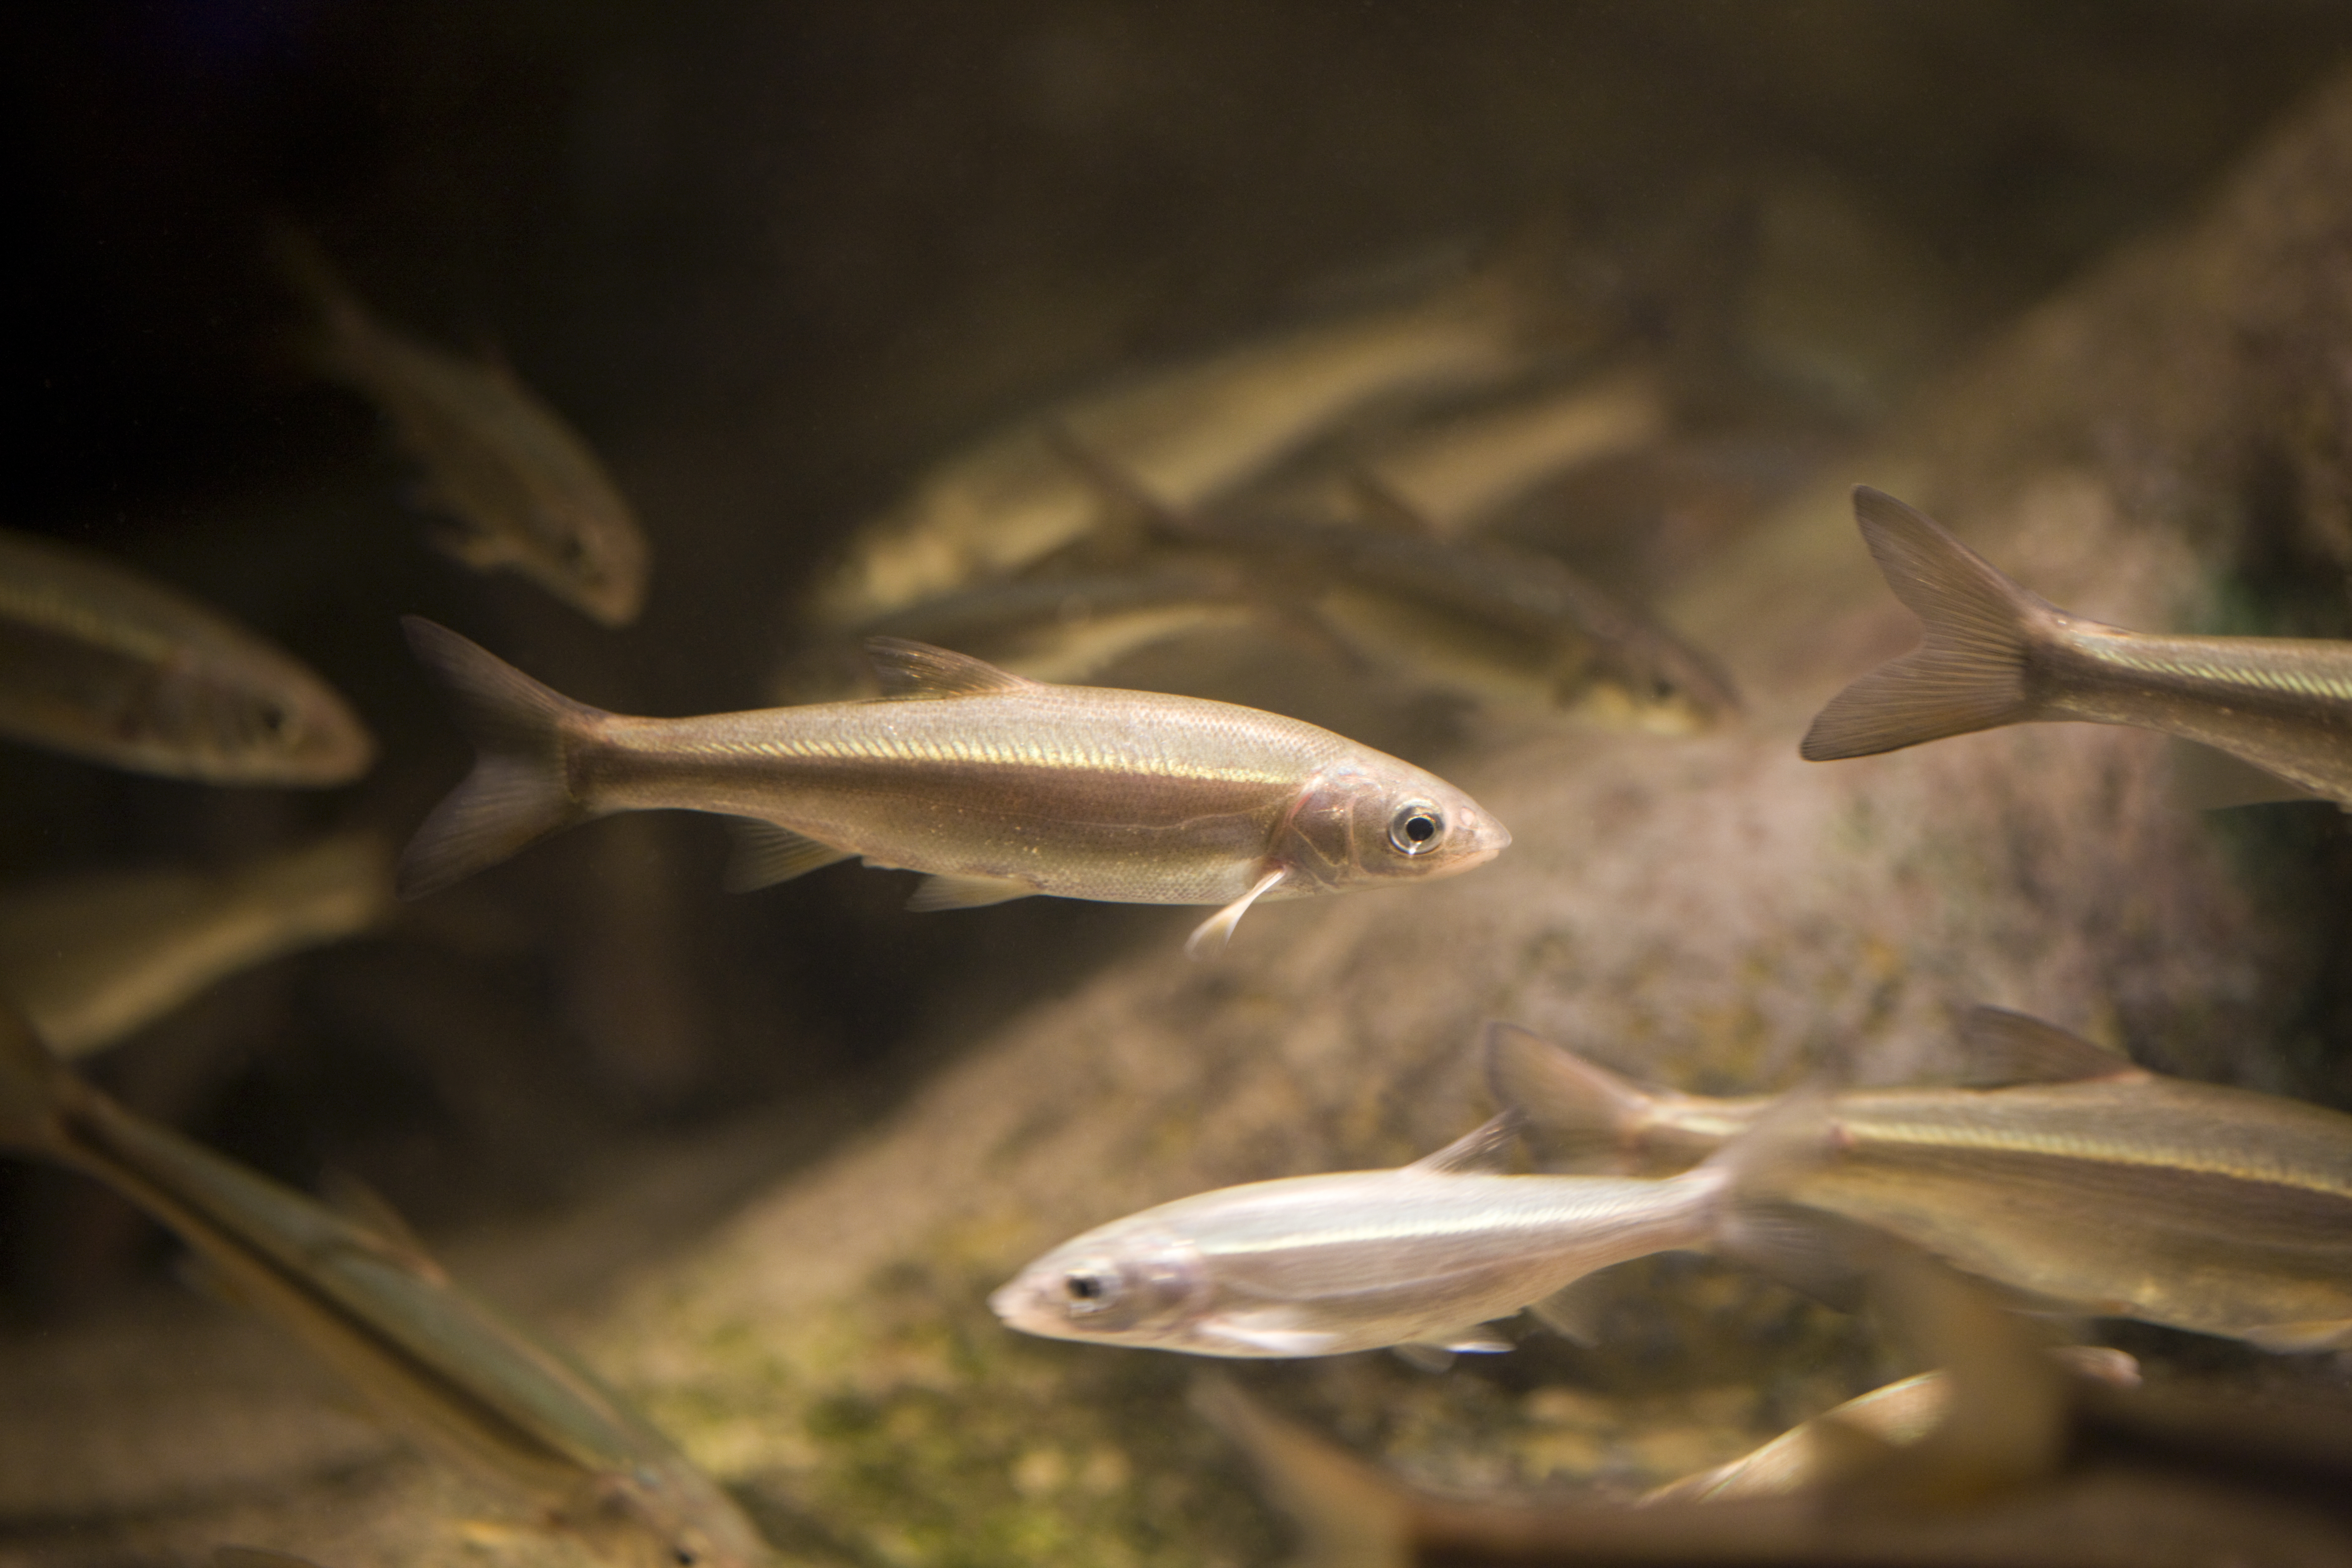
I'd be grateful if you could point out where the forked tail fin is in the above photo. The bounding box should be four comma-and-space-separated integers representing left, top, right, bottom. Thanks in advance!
397, 618, 603, 900
1801, 487, 2052, 761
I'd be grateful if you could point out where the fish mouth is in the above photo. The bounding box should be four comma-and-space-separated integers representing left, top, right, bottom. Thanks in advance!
987, 1277, 1052, 1334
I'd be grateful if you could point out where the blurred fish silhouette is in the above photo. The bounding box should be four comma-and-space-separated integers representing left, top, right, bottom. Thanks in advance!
0, 526, 374, 784
0, 830, 394, 1060
1488, 1009, 2352, 1350
0, 998, 772, 1568
811, 245, 1596, 628
399, 619, 1507, 954
274, 230, 650, 627
1803, 486, 2352, 805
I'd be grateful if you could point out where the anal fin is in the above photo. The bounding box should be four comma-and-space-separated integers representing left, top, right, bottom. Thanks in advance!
723, 820, 853, 892
906, 872, 1038, 911
1527, 1275, 1608, 1345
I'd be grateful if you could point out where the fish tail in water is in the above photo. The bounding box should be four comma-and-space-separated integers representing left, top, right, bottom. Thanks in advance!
398, 617, 602, 901
0, 1000, 71, 1157
1801, 487, 2052, 761
1481, 1022, 1659, 1159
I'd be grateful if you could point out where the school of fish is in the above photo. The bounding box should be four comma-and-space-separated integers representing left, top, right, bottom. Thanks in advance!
2, 212, 2349, 1568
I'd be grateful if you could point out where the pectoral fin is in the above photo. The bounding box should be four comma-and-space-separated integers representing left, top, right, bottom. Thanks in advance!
1186, 867, 1287, 959
723, 820, 854, 891
907, 872, 1039, 911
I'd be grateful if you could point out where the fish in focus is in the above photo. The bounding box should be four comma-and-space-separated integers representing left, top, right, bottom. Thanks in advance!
1488, 1010, 2352, 1349
810, 251, 1587, 629
0, 998, 771, 1568
0, 830, 395, 1060
0, 527, 374, 785
400, 619, 1507, 954
1802, 486, 2352, 804
988, 1098, 1808, 1360
274, 232, 650, 627
1641, 1346, 2140, 1505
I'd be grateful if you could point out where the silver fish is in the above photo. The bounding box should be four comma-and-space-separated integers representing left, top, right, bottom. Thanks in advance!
276, 233, 650, 627
399, 619, 1506, 954
1803, 487, 2352, 804
0, 1001, 771, 1568
0, 526, 375, 784
1489, 1010, 2352, 1351
989, 1104, 1799, 1359
0, 830, 394, 1060
810, 256, 1571, 628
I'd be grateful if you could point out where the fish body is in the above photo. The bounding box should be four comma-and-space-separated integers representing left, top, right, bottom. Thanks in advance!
1352, 369, 1667, 536
1488, 1014, 2352, 1349
0, 1003, 770, 1568
812, 263, 1560, 628
1803, 487, 2352, 804
0, 527, 375, 784
774, 565, 1270, 700
276, 235, 649, 627
401, 620, 1506, 952
0, 830, 395, 1059
1643, 1347, 2140, 1505
990, 1111, 1780, 1359
1259, 518, 1739, 732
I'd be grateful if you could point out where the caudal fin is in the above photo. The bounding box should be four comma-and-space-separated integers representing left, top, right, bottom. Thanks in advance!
398, 618, 601, 900
1801, 488, 2052, 761
0, 998, 70, 1155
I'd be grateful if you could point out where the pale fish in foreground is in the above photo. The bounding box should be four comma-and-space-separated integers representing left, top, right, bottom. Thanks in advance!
0, 999, 771, 1568
988, 1097, 1807, 1360
1641, 1346, 2141, 1505
1489, 1009, 2352, 1349
810, 251, 1583, 628
400, 620, 1506, 954
274, 232, 649, 627
0, 830, 395, 1060
1803, 486, 2352, 805
0, 527, 374, 785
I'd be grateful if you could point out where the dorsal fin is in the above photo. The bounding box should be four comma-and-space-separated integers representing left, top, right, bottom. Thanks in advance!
1957, 1007, 2143, 1087
1405, 1110, 1522, 1174
862, 638, 1034, 698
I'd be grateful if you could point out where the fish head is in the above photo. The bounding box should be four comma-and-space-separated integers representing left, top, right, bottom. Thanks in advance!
525, 492, 650, 627
990, 1222, 1213, 1349
1276, 758, 1510, 893
150, 654, 377, 786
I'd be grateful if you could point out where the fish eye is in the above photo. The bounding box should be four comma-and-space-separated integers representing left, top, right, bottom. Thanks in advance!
670, 1547, 698, 1566
1387, 802, 1445, 856
1062, 1267, 1122, 1316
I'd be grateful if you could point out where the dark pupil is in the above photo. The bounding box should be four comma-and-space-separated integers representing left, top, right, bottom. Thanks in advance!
1068, 1274, 1103, 1300
1403, 815, 1436, 843
671, 1549, 697, 1566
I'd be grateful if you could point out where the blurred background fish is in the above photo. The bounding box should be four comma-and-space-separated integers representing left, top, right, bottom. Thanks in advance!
0, 527, 374, 785
0, 999, 771, 1568
274, 232, 652, 628
0, 829, 393, 1060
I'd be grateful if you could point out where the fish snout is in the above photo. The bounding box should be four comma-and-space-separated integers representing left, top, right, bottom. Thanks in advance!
1456, 803, 1511, 864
